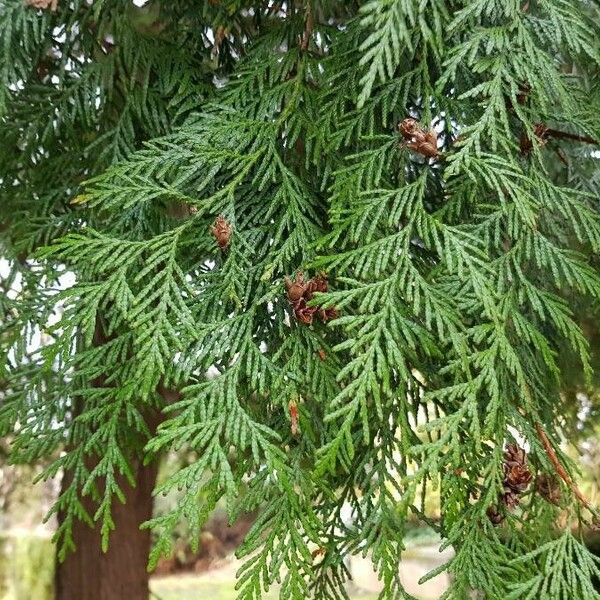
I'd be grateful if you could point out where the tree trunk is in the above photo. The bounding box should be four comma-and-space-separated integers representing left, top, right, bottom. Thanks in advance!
54, 321, 175, 600
54, 459, 158, 600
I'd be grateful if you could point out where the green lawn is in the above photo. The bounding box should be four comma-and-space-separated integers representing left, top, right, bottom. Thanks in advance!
150, 575, 378, 600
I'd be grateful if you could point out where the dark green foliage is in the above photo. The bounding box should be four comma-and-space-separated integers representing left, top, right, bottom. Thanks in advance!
1, 1, 600, 598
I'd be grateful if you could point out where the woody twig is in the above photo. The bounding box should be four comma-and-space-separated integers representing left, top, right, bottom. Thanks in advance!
521, 123, 599, 155
544, 128, 599, 146
535, 422, 593, 511
300, 2, 314, 51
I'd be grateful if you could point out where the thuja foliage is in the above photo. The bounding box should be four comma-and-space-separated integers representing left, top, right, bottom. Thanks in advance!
1, 0, 600, 598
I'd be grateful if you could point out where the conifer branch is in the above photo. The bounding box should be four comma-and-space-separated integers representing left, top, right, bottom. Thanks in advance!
2, 1, 600, 597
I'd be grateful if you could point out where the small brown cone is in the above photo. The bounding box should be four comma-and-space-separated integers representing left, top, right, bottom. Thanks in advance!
500, 489, 521, 510
503, 444, 527, 467
397, 117, 439, 158
487, 505, 504, 525
536, 474, 561, 505
293, 298, 317, 325
489, 443, 534, 526
520, 123, 549, 155
285, 272, 308, 302
285, 271, 338, 325
504, 463, 532, 493
503, 444, 532, 493
211, 216, 232, 250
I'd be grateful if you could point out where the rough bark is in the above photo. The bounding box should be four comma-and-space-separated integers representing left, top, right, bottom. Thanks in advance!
54, 458, 158, 600
54, 320, 178, 600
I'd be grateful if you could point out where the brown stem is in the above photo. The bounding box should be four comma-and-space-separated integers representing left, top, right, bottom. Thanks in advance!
554, 146, 569, 167
212, 25, 227, 57
300, 2, 314, 51
535, 422, 592, 511
545, 128, 599, 146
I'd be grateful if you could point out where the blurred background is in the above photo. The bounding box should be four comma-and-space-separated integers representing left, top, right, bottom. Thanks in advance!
0, 447, 448, 600
0, 428, 598, 600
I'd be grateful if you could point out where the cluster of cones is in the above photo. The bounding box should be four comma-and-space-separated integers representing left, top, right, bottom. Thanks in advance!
398, 118, 439, 159
284, 272, 338, 325
487, 444, 533, 524
487, 444, 562, 525
487, 444, 561, 525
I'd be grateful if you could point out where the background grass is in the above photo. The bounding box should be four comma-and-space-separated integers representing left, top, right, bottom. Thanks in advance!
150, 575, 379, 600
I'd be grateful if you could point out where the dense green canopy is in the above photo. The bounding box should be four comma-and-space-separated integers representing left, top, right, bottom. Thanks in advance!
1, 1, 600, 598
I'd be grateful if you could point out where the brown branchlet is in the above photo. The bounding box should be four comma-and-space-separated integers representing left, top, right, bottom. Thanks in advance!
289, 400, 299, 436
535, 422, 592, 512
299, 2, 314, 51
398, 118, 439, 159
211, 216, 232, 250
284, 272, 338, 325
488, 444, 532, 525
520, 122, 599, 156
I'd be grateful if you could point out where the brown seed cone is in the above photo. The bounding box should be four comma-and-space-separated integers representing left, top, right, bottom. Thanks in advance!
311, 273, 329, 294
489, 443, 534, 525
293, 299, 317, 325
319, 307, 339, 323
504, 443, 527, 467
504, 464, 532, 493
536, 474, 562, 505
500, 488, 521, 510
285, 272, 337, 325
398, 118, 439, 158
303, 281, 317, 299
503, 443, 532, 493
520, 123, 549, 155
285, 272, 308, 302
211, 215, 232, 249
398, 118, 419, 140
487, 505, 505, 525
